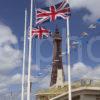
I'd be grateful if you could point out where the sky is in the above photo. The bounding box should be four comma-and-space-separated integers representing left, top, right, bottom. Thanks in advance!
0, 0, 100, 100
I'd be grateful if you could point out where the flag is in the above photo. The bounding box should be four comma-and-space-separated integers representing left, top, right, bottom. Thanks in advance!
71, 41, 79, 45
32, 26, 50, 39
36, 0, 71, 24
88, 24, 96, 29
97, 18, 100, 23
81, 32, 88, 37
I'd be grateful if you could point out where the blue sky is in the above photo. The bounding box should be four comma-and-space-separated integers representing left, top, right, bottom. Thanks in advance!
0, 0, 100, 99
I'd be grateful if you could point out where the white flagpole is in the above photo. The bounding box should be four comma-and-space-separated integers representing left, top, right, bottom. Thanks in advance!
66, 0, 72, 100
27, 0, 33, 100
21, 9, 27, 100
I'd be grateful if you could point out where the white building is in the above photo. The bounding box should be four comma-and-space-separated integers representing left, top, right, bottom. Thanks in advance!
36, 79, 100, 100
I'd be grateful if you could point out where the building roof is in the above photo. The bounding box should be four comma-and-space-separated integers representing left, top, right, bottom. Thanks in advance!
35, 79, 100, 96
50, 79, 100, 100
50, 87, 100, 100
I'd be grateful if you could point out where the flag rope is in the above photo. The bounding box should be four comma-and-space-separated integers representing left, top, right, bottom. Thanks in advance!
21, 9, 27, 100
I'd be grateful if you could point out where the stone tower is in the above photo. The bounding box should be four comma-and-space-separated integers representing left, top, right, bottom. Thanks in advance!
50, 29, 65, 87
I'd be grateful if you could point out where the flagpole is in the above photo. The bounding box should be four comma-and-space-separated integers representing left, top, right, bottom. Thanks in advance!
27, 0, 33, 100
21, 9, 27, 100
66, 0, 72, 100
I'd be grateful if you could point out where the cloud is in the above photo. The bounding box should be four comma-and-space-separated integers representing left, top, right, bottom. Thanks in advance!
38, 75, 51, 88
9, 74, 39, 85
0, 74, 22, 88
0, 24, 22, 72
69, 0, 100, 22
0, 23, 17, 44
64, 62, 100, 80
30, 64, 51, 88
0, 23, 23, 96
0, 73, 39, 94
71, 62, 91, 79
45, 0, 62, 6
0, 62, 97, 99
0, 74, 19, 94
31, 65, 40, 71
30, 62, 100, 91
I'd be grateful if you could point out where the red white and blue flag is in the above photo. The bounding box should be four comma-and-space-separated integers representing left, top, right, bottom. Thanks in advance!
31, 26, 50, 39
36, 0, 71, 24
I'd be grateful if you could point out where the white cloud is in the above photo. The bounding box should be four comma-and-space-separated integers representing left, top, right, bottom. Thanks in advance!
31, 65, 40, 71
0, 23, 23, 95
0, 74, 21, 88
45, 0, 62, 6
30, 62, 100, 90
0, 73, 39, 94
10, 74, 22, 84
38, 75, 50, 88
0, 24, 22, 72
64, 62, 100, 80
9, 74, 39, 85
30, 64, 51, 89
0, 62, 98, 97
0, 24, 17, 44
0, 74, 18, 94
0, 61, 100, 95
71, 62, 91, 79
69, 0, 100, 22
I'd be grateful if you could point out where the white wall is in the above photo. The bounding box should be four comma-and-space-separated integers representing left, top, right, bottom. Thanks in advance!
80, 94, 96, 100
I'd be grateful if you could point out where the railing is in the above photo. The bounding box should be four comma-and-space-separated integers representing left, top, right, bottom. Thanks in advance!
72, 79, 100, 89
36, 79, 100, 94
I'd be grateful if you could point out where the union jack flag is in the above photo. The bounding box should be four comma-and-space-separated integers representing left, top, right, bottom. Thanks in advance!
36, 0, 71, 24
32, 26, 50, 39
